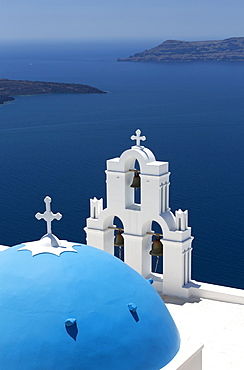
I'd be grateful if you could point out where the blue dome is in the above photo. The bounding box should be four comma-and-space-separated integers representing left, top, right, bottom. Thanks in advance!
0, 241, 180, 369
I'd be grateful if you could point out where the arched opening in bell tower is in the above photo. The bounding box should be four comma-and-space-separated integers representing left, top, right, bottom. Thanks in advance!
150, 221, 163, 275
129, 159, 141, 206
113, 216, 124, 261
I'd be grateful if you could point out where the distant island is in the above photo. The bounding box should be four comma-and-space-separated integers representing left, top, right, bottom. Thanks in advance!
117, 37, 244, 63
0, 79, 106, 105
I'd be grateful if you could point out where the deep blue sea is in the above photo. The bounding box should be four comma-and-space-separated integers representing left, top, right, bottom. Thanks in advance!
0, 40, 243, 289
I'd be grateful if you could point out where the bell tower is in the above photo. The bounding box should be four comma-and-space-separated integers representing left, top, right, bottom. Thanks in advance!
85, 129, 193, 298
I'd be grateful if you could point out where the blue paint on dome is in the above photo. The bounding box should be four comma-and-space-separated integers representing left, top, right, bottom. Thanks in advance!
0, 243, 180, 369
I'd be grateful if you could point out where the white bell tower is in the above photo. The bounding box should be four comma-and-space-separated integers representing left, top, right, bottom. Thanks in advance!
85, 129, 193, 298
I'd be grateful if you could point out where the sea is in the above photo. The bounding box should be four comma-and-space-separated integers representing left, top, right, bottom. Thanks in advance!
0, 39, 243, 289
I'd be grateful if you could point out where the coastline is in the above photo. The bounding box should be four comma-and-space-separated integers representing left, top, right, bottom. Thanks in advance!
0, 79, 106, 105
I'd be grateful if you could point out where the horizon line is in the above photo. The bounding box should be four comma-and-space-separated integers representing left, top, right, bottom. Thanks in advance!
0, 35, 242, 44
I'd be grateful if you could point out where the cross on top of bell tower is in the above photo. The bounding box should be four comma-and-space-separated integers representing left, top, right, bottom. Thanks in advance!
130, 129, 146, 148
35, 196, 62, 235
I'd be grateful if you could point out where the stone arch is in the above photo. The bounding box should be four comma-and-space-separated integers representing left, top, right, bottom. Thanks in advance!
102, 214, 115, 229
119, 147, 156, 173
101, 213, 125, 260
121, 152, 146, 210
128, 158, 141, 205
140, 214, 177, 276
141, 212, 176, 237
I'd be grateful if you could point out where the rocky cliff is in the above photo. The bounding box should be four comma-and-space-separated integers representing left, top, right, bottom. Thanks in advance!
117, 37, 244, 62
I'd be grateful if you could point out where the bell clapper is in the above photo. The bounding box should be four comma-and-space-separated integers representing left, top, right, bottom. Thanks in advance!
119, 246, 122, 260
155, 256, 160, 273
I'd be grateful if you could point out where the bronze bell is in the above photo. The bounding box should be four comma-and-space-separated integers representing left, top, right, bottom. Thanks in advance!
130, 172, 140, 188
149, 235, 163, 256
114, 229, 124, 247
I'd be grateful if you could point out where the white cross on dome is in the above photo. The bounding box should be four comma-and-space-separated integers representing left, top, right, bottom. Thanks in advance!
35, 196, 62, 235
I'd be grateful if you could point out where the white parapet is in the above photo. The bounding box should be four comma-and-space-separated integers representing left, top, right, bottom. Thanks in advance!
175, 209, 188, 231
164, 340, 203, 370
187, 280, 244, 305
90, 197, 103, 219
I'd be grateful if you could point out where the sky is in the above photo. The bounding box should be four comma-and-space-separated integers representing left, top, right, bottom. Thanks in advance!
0, 0, 243, 42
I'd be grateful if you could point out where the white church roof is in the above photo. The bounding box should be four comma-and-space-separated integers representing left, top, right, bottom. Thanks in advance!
166, 296, 244, 369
